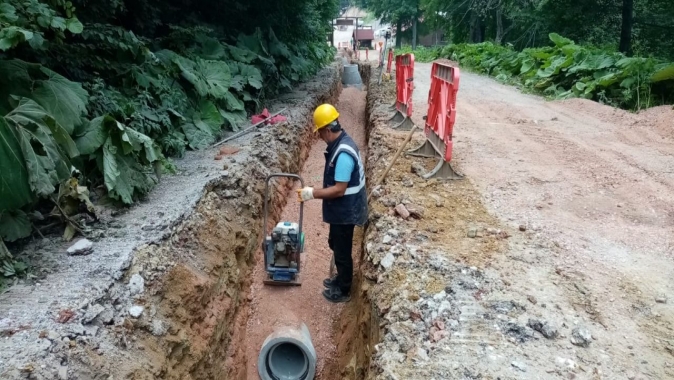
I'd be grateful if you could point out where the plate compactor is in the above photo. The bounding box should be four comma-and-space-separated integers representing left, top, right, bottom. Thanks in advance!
262, 174, 306, 286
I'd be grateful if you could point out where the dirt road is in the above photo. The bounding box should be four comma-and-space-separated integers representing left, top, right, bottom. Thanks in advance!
405, 62, 674, 377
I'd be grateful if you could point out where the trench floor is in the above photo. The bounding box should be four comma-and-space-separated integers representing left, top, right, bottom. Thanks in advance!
242, 86, 369, 378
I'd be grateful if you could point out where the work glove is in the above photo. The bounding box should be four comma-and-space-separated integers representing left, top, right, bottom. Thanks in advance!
296, 187, 314, 202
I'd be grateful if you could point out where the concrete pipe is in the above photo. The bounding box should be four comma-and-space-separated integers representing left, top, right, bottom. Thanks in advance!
342, 64, 363, 90
258, 322, 317, 380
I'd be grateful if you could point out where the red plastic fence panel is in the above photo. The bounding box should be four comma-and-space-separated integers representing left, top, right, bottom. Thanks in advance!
395, 53, 415, 117
425, 62, 460, 162
386, 49, 394, 73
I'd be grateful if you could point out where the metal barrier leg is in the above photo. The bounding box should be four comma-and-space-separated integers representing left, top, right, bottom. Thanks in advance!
406, 139, 440, 158
388, 100, 398, 111
392, 116, 415, 131
424, 159, 463, 180
388, 109, 406, 124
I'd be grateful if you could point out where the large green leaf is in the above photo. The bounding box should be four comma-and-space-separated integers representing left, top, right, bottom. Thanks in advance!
175, 57, 231, 99
651, 64, 674, 83
0, 119, 33, 211
4, 98, 75, 197
0, 209, 31, 242
220, 109, 247, 131
223, 91, 245, 111
549, 33, 573, 48
196, 36, 226, 60
32, 68, 88, 135
75, 116, 109, 155
181, 122, 213, 150
108, 155, 156, 204
125, 128, 160, 163
225, 44, 258, 64
102, 138, 120, 193
196, 100, 223, 132
66, 18, 84, 34
268, 29, 291, 58
6, 97, 78, 157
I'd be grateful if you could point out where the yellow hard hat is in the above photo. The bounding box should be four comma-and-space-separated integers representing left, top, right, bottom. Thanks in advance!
313, 104, 339, 132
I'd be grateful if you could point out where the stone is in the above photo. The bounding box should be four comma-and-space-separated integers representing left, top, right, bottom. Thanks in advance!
528, 318, 558, 339
151, 319, 167, 336
429, 194, 443, 207
58, 366, 68, 380
395, 204, 410, 219
128, 274, 145, 296
527, 295, 538, 305
128, 306, 145, 318
381, 253, 395, 270
387, 229, 400, 238
656, 296, 667, 304
66, 239, 93, 256
511, 361, 527, 372
519, 224, 527, 232
467, 228, 478, 238
416, 347, 429, 361
47, 330, 60, 341
382, 235, 393, 244
570, 326, 592, 347
83, 304, 105, 324
406, 205, 425, 219
95, 307, 113, 325
68, 323, 86, 337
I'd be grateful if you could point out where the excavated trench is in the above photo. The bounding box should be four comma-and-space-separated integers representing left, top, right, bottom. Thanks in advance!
80, 60, 385, 380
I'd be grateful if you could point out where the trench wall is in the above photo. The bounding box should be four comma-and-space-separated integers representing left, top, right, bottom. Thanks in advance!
61, 61, 344, 380
328, 63, 388, 380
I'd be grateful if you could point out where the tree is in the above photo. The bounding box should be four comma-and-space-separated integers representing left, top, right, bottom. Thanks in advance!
363, 0, 420, 48
619, 0, 634, 55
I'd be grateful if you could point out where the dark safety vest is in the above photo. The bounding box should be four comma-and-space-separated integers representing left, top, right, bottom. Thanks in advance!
322, 131, 368, 226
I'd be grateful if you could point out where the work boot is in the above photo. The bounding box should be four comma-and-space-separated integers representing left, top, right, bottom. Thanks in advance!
323, 276, 338, 288
322, 287, 350, 303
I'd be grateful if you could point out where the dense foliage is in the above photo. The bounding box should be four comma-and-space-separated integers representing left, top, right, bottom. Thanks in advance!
0, 0, 338, 282
397, 33, 674, 110
362, 0, 674, 61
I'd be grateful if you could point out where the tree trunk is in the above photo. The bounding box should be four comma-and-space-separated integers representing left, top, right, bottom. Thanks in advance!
395, 20, 402, 48
469, 11, 483, 43
495, 8, 504, 45
412, 17, 418, 49
619, 0, 634, 55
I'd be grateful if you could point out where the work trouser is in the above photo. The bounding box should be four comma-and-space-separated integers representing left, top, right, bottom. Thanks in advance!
328, 224, 355, 294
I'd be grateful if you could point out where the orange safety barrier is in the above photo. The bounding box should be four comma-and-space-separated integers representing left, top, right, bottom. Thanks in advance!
386, 49, 394, 73
389, 53, 415, 130
407, 62, 462, 179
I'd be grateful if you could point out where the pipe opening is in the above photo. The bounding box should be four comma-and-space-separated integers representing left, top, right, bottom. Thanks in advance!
266, 342, 309, 380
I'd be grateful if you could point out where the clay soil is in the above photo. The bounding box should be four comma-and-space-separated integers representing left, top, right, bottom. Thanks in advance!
357, 63, 674, 378
236, 86, 369, 379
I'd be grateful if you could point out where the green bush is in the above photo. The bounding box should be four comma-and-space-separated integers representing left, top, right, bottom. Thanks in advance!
398, 34, 674, 110
0, 0, 338, 281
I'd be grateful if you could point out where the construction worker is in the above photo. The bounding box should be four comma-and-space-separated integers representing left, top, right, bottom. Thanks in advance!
296, 104, 368, 303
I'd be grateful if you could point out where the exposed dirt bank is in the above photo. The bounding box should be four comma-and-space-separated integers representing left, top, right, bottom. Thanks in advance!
346, 63, 674, 379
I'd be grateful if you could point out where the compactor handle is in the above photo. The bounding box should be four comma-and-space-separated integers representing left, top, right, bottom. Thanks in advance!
262, 173, 305, 240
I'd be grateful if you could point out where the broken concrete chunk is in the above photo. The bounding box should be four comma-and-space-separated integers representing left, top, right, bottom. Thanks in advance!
68, 323, 86, 337
83, 304, 105, 324
128, 306, 145, 318
382, 235, 393, 244
128, 274, 145, 296
570, 326, 592, 347
67, 239, 93, 256
380, 252, 395, 269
